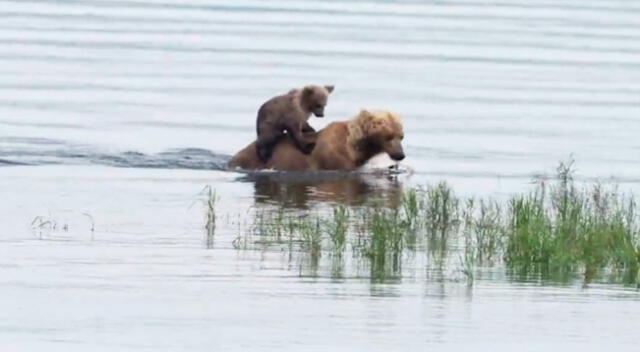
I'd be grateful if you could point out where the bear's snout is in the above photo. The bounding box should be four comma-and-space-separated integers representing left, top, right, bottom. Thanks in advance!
385, 139, 405, 161
390, 152, 405, 161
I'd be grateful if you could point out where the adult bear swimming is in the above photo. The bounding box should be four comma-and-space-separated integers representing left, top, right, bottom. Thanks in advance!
228, 109, 405, 171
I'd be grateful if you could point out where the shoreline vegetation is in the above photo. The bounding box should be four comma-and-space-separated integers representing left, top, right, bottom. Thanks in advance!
208, 160, 640, 287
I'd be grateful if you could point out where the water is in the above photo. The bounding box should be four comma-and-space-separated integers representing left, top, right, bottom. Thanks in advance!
1, 0, 639, 350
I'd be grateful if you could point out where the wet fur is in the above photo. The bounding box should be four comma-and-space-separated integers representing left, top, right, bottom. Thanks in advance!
255, 85, 334, 162
230, 109, 404, 171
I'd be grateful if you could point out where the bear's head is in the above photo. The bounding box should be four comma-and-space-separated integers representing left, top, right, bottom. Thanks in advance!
300, 85, 334, 118
348, 109, 405, 161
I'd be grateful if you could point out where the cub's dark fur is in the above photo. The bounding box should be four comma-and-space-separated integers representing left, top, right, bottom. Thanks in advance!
256, 85, 334, 162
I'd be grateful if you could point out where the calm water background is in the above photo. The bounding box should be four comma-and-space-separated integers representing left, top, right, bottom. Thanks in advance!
1, 0, 639, 350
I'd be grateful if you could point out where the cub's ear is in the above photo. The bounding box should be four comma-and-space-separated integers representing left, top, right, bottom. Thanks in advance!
324, 85, 335, 93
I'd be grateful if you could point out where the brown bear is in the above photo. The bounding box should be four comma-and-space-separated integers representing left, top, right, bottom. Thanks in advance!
255, 84, 334, 162
229, 109, 405, 171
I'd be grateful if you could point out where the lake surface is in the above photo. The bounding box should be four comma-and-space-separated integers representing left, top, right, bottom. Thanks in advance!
1, 0, 639, 350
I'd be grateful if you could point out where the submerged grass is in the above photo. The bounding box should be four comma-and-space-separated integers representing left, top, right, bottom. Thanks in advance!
213, 161, 640, 286
363, 208, 407, 281
425, 182, 460, 240
500, 161, 639, 283
328, 205, 349, 252
199, 185, 217, 249
463, 199, 503, 266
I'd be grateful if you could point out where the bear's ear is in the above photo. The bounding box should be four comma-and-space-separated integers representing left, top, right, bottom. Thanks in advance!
358, 109, 371, 117
357, 109, 380, 134
324, 85, 335, 94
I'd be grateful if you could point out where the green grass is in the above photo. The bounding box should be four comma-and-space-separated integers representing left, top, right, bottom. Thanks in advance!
362, 208, 406, 281
463, 198, 503, 265
424, 182, 460, 239
499, 163, 640, 284
211, 161, 640, 286
327, 205, 349, 252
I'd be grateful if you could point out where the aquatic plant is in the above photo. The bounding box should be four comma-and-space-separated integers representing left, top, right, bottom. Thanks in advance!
424, 182, 460, 239
326, 205, 349, 252
213, 160, 640, 286
463, 199, 504, 265
202, 186, 217, 248
362, 208, 406, 281
299, 217, 323, 269
501, 162, 640, 284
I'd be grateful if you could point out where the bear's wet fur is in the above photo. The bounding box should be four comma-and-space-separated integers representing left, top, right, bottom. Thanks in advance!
229, 109, 404, 171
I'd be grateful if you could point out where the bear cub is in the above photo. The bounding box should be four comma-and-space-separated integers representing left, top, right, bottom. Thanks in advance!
256, 84, 334, 162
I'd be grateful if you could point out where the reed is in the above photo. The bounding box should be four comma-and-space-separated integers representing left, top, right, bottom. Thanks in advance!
212, 161, 640, 285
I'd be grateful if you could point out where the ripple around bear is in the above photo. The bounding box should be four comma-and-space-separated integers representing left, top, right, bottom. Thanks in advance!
255, 84, 334, 162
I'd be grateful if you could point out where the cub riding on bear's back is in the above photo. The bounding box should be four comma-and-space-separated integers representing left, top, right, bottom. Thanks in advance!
255, 84, 334, 162
229, 109, 405, 171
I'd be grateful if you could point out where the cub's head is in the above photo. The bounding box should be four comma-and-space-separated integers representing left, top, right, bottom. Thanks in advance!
348, 109, 405, 161
300, 85, 334, 117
